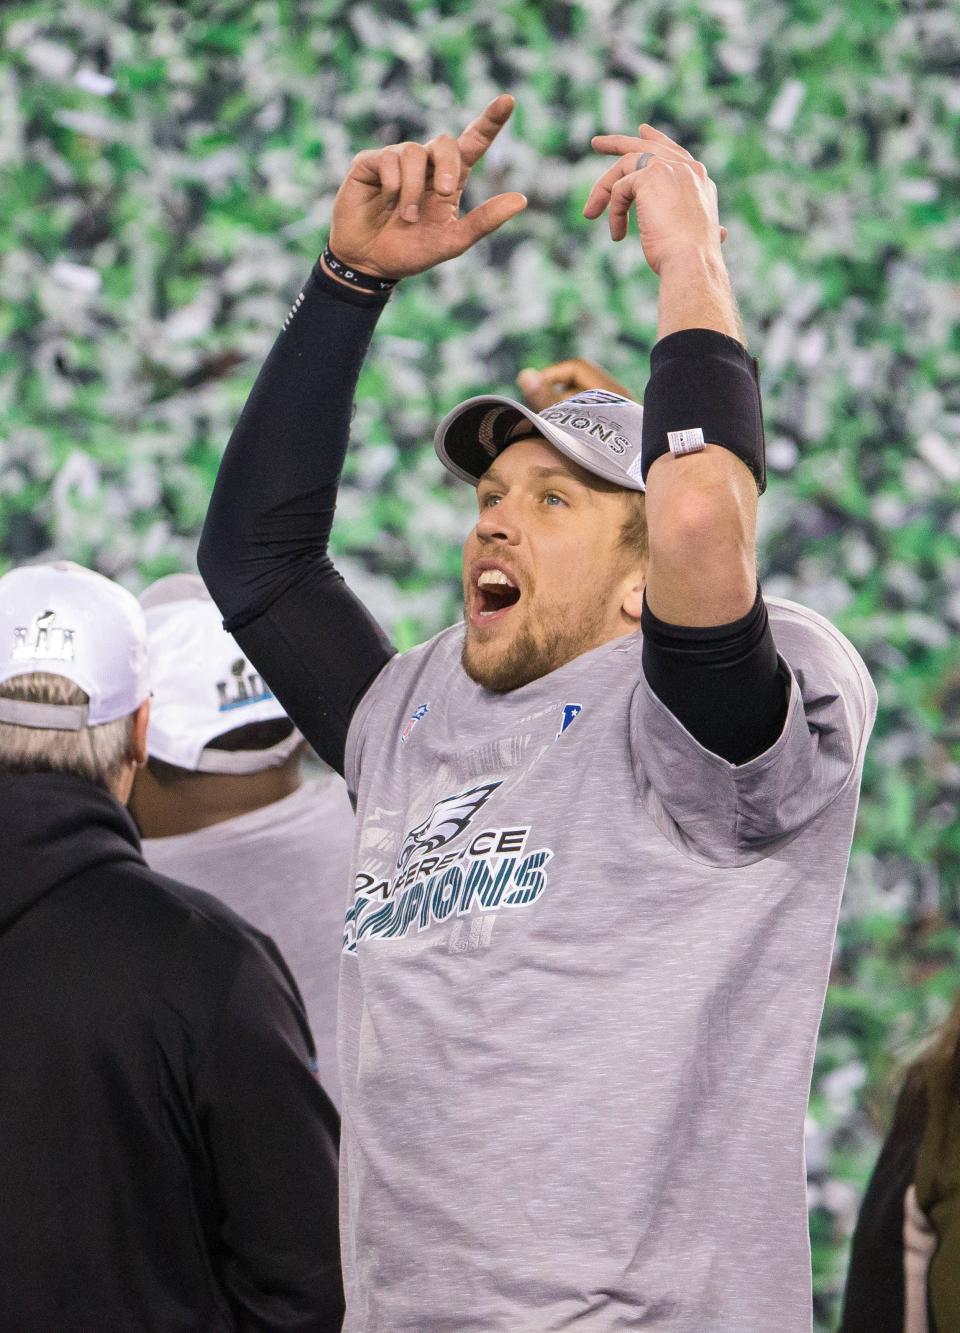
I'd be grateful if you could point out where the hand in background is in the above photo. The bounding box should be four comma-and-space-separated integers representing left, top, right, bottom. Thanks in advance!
516, 358, 636, 411
584, 124, 727, 274
326, 94, 527, 279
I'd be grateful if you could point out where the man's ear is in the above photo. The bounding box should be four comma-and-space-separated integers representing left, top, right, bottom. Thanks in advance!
130, 698, 150, 768
621, 572, 646, 623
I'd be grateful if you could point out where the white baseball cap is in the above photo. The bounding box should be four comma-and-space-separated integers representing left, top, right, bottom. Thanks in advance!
140, 574, 300, 775
0, 561, 150, 730
435, 389, 646, 492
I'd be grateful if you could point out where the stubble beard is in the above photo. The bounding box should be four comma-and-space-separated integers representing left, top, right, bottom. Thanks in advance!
461, 594, 613, 693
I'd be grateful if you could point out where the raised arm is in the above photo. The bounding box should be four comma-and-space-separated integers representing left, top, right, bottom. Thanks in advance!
584, 124, 785, 765
198, 97, 526, 773
586, 123, 757, 627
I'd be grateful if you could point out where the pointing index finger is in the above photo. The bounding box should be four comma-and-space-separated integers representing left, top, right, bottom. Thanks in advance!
591, 134, 647, 157
457, 93, 515, 169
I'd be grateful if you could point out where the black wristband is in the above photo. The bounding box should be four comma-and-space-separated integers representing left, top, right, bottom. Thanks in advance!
640, 328, 766, 493
321, 244, 400, 294
311, 262, 394, 310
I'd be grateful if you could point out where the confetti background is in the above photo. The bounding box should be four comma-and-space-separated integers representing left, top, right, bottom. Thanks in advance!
2, 1, 959, 1323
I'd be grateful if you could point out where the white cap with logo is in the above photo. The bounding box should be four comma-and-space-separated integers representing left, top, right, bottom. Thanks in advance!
140, 574, 300, 775
0, 561, 150, 730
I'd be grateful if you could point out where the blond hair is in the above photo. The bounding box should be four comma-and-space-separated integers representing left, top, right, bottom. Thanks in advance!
0, 672, 135, 791
618, 491, 648, 565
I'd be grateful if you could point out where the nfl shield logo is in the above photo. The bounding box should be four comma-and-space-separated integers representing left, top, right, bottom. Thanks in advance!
400, 703, 429, 745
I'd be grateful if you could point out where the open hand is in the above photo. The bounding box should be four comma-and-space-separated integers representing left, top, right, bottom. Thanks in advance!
584, 124, 727, 274
327, 94, 527, 279
516, 358, 635, 412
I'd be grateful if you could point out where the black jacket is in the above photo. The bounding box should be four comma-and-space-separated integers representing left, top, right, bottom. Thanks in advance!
0, 771, 343, 1332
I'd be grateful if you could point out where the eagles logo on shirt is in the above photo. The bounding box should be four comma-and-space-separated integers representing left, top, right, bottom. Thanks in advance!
343, 778, 554, 954
396, 781, 501, 870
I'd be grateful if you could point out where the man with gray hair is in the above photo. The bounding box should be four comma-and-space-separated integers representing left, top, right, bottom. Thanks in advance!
0, 560, 344, 1331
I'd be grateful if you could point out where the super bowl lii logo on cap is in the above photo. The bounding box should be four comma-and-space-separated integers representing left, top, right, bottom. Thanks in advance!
12, 610, 76, 663
216, 658, 274, 711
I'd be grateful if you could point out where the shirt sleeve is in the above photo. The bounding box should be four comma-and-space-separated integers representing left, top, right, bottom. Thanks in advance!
193, 941, 344, 1332
629, 598, 877, 865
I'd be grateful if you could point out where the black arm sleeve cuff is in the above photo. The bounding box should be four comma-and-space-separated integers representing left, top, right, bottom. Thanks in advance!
641, 585, 788, 765
641, 328, 766, 493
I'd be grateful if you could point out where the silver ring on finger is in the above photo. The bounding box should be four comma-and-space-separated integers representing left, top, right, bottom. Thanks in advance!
635, 152, 654, 171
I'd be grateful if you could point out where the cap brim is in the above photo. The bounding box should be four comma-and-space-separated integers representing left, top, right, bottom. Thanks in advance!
434, 395, 645, 491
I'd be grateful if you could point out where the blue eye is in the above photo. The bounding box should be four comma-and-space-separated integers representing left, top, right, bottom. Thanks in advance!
481, 493, 501, 508
544, 493, 565, 506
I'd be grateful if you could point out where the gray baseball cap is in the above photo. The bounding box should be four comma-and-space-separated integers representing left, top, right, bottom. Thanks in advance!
434, 389, 646, 492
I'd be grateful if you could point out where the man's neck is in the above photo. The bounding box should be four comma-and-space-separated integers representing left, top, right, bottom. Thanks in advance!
130, 759, 303, 839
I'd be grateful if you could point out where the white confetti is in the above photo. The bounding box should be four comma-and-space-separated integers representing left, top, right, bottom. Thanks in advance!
896, 178, 939, 203
23, 38, 74, 80
53, 108, 126, 142
915, 431, 960, 482
49, 261, 102, 294
73, 68, 116, 97
767, 79, 806, 133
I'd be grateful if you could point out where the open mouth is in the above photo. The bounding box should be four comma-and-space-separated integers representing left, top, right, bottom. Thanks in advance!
474, 567, 521, 620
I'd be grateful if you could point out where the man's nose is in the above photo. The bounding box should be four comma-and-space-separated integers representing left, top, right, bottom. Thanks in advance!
475, 497, 522, 545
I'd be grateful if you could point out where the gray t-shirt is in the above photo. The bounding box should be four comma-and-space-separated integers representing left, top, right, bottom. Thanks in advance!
339, 597, 876, 1332
143, 773, 354, 1109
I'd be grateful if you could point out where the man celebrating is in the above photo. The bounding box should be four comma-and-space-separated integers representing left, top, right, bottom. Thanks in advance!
200, 96, 876, 1331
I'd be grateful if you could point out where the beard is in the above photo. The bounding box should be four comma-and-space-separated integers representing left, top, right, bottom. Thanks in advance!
461, 594, 613, 693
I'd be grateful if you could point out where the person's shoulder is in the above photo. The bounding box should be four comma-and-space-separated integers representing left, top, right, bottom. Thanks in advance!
766, 594, 855, 649
345, 622, 467, 782
127, 862, 301, 1044
354, 622, 466, 715
137, 861, 272, 947
381, 622, 465, 679
766, 596, 876, 699
102, 858, 279, 985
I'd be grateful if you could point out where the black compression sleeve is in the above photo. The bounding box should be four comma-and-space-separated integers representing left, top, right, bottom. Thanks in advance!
198, 264, 397, 775
640, 586, 789, 765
